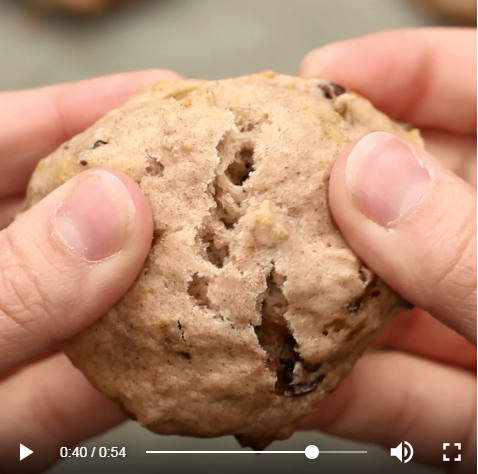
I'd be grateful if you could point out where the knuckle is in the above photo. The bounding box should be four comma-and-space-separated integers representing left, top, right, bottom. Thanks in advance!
434, 207, 477, 299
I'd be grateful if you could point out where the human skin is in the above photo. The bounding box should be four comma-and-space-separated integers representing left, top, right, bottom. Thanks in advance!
0, 70, 181, 473
0, 28, 475, 474
298, 28, 476, 473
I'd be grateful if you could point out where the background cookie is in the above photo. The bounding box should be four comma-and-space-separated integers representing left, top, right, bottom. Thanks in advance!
411, 0, 477, 23
30, 0, 129, 14
25, 72, 422, 449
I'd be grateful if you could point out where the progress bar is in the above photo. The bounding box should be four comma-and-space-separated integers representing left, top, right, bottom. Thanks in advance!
146, 445, 367, 459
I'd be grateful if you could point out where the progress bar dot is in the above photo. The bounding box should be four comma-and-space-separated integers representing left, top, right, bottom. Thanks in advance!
305, 445, 319, 459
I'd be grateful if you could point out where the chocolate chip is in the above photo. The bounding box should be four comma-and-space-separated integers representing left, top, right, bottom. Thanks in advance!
331, 83, 347, 96
177, 320, 186, 342
370, 290, 381, 298
93, 139, 108, 149
281, 358, 295, 385
318, 82, 347, 100
79, 160, 88, 166
178, 351, 191, 359
287, 374, 325, 397
345, 299, 362, 313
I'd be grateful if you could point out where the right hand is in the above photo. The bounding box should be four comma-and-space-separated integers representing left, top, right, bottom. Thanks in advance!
297, 28, 477, 473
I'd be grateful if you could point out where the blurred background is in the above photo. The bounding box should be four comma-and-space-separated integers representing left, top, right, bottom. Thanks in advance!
0, 0, 471, 90
0, 0, 473, 473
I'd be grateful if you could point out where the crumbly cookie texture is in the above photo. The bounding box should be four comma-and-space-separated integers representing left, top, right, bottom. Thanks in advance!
31, 0, 126, 14
412, 0, 477, 23
25, 72, 422, 449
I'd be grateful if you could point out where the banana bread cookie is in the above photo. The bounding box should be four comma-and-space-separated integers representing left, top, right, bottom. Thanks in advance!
25, 72, 422, 449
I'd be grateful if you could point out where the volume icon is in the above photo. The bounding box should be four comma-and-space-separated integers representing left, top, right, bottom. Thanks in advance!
390, 441, 413, 463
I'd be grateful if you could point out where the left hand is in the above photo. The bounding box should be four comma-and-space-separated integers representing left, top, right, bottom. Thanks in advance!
0, 69, 180, 473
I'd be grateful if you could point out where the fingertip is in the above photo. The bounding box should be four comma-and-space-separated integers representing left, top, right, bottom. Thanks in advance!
300, 29, 477, 131
299, 45, 336, 79
299, 48, 322, 78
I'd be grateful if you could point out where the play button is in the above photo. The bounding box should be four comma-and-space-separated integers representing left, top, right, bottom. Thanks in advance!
20, 444, 33, 461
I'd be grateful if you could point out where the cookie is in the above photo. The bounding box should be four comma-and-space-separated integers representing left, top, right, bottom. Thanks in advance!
411, 0, 477, 23
31, 0, 127, 14
25, 72, 422, 449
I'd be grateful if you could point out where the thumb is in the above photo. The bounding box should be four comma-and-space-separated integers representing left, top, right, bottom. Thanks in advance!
0, 169, 153, 372
329, 131, 477, 344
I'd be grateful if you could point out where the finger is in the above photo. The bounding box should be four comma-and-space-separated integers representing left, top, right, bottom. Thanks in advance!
0, 69, 181, 197
422, 129, 477, 188
329, 131, 477, 343
0, 168, 153, 373
0, 353, 125, 474
297, 352, 477, 470
376, 308, 476, 370
300, 28, 477, 133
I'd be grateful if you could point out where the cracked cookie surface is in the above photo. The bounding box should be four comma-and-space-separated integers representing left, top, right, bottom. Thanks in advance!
24, 72, 423, 449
